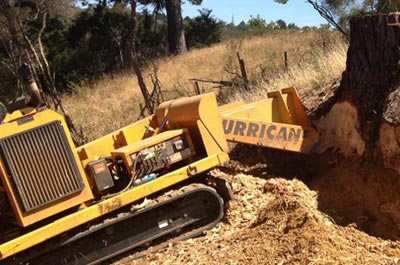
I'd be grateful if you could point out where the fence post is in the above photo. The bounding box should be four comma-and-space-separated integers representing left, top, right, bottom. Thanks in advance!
322, 40, 328, 53
284, 51, 288, 71
237, 52, 249, 90
194, 81, 201, 95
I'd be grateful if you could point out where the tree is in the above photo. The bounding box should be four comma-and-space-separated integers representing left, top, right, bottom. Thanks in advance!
275, 0, 400, 37
0, 0, 77, 102
274, 0, 348, 37
287, 22, 299, 30
373, 0, 400, 12
247, 15, 267, 29
185, 9, 222, 48
126, 0, 138, 64
0, 0, 65, 105
276, 19, 287, 30
87, 0, 137, 65
68, 5, 131, 75
246, 15, 268, 34
234, 20, 244, 29
140, 0, 202, 55
165, 0, 186, 54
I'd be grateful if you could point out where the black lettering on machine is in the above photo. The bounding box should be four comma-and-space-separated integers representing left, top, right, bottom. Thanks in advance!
223, 119, 302, 143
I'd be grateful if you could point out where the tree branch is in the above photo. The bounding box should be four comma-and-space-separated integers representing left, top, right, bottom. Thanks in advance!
306, 0, 349, 39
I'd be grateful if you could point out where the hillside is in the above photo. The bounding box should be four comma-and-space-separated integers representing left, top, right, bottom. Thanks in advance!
62, 31, 346, 141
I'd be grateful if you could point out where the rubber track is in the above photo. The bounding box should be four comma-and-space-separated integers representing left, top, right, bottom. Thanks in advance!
4, 183, 224, 265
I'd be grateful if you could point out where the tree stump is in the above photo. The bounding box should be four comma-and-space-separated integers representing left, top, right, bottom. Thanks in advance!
315, 13, 400, 171
307, 13, 400, 239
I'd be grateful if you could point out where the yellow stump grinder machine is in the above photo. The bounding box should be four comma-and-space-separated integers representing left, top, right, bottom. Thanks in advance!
0, 88, 318, 264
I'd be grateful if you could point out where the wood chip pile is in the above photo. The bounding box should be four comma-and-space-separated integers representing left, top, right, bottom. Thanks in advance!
114, 165, 400, 265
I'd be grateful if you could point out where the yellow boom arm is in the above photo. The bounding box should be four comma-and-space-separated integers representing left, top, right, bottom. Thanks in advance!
219, 87, 318, 153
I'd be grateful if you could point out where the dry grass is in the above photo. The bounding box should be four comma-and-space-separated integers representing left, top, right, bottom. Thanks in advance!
233, 40, 348, 102
62, 31, 347, 142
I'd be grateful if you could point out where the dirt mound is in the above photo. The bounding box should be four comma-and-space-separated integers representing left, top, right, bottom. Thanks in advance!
114, 169, 400, 265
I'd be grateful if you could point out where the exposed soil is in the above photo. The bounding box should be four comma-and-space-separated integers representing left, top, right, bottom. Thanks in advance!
113, 154, 400, 265
310, 160, 400, 241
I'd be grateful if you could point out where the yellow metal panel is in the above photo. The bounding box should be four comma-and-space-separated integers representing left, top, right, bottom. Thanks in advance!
113, 129, 184, 155
217, 101, 245, 113
222, 117, 318, 153
0, 109, 94, 227
197, 94, 229, 154
219, 87, 318, 153
0, 109, 57, 139
3, 108, 36, 123
112, 129, 189, 173
282, 87, 311, 127
156, 93, 229, 155
77, 116, 152, 167
220, 99, 274, 122
267, 90, 294, 124
0, 152, 229, 260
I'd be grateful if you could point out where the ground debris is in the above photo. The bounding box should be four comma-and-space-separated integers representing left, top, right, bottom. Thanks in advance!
114, 167, 400, 265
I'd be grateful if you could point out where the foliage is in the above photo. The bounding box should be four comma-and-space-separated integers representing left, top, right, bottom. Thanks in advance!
222, 15, 305, 39
66, 6, 131, 78
185, 9, 222, 48
0, 1, 322, 102
275, 0, 400, 37
0, 0, 74, 103
276, 19, 287, 30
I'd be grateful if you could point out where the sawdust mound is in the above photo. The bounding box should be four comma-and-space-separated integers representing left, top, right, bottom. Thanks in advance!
118, 172, 400, 265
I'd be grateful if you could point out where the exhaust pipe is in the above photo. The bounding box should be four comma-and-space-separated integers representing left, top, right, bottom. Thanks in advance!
19, 63, 44, 107
5, 64, 44, 114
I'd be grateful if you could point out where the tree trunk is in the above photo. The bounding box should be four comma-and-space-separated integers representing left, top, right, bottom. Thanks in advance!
124, 0, 138, 66
165, 0, 187, 55
127, 0, 151, 113
314, 13, 400, 165
130, 0, 138, 48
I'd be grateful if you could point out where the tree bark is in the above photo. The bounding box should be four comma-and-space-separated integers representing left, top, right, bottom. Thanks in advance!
165, 0, 187, 55
127, 0, 151, 113
313, 13, 400, 172
123, 0, 138, 66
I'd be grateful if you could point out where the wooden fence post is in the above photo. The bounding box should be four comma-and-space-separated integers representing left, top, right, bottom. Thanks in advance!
284, 51, 288, 71
194, 81, 201, 95
236, 52, 249, 90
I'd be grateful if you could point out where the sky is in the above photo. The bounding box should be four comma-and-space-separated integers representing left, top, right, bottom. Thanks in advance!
181, 0, 326, 27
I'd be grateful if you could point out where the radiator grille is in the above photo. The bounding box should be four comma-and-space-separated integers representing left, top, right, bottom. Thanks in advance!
0, 121, 84, 212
